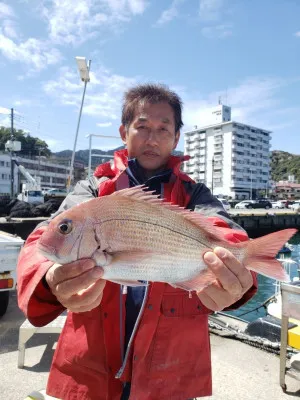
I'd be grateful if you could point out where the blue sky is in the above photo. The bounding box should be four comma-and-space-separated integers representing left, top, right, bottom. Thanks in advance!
0, 0, 299, 154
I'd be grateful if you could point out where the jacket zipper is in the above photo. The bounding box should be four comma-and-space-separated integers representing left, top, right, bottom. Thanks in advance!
115, 283, 149, 379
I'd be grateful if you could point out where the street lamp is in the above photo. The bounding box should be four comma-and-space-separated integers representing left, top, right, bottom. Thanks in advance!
67, 56, 91, 192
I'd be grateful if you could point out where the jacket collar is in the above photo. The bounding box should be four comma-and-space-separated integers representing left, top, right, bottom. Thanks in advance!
94, 148, 190, 181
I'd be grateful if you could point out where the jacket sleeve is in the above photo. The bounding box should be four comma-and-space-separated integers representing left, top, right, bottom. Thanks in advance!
185, 182, 258, 309
17, 178, 99, 326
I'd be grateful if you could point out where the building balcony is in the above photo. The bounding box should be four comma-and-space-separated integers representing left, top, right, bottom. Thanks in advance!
214, 139, 223, 145
214, 155, 223, 161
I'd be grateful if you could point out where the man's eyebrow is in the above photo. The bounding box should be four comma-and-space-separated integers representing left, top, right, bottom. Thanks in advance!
135, 116, 171, 123
135, 117, 148, 123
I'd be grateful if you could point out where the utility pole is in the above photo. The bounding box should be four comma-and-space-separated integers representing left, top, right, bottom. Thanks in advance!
250, 168, 252, 200
10, 108, 14, 198
211, 157, 214, 195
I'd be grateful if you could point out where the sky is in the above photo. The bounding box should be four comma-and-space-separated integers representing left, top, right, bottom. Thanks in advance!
0, 0, 299, 154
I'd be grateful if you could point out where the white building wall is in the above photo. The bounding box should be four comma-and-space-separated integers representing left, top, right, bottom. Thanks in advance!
0, 154, 19, 195
184, 114, 271, 200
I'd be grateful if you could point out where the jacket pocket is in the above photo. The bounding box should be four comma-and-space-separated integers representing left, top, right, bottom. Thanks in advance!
148, 292, 210, 373
55, 309, 108, 374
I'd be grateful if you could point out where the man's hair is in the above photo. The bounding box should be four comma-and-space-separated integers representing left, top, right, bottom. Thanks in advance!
121, 83, 183, 132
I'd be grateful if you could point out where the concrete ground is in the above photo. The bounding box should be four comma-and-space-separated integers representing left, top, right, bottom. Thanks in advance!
0, 291, 299, 400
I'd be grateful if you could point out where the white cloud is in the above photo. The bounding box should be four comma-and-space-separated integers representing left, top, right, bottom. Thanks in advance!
2, 19, 18, 38
0, 106, 10, 114
198, 0, 233, 39
199, 0, 224, 21
295, 31, 300, 37
43, 64, 138, 120
42, 0, 148, 45
156, 0, 184, 25
0, 34, 63, 71
182, 77, 285, 130
0, 115, 10, 127
13, 99, 32, 107
201, 24, 232, 39
97, 122, 113, 127
0, 3, 63, 73
0, 2, 14, 18
41, 138, 62, 151
0, 3, 18, 39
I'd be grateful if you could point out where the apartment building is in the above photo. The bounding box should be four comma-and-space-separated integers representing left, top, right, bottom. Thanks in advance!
184, 105, 271, 200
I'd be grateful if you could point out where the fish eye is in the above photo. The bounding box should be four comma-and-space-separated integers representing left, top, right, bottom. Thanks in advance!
58, 220, 73, 235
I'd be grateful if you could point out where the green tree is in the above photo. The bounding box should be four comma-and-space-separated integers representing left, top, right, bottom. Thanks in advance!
0, 127, 51, 157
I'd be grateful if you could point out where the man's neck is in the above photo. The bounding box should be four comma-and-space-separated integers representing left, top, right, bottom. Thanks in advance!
127, 158, 171, 185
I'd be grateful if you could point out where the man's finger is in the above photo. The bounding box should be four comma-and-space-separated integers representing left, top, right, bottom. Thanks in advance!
197, 290, 220, 311
203, 250, 243, 297
199, 283, 241, 311
214, 247, 253, 290
55, 266, 104, 298
68, 291, 104, 313
63, 279, 106, 310
50, 259, 96, 286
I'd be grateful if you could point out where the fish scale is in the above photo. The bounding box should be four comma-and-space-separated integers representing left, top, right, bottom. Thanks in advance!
38, 186, 298, 292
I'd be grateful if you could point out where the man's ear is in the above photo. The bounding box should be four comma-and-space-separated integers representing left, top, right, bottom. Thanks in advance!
173, 131, 180, 150
119, 125, 127, 145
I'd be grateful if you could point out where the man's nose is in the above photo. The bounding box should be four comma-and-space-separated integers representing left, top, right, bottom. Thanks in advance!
145, 130, 159, 145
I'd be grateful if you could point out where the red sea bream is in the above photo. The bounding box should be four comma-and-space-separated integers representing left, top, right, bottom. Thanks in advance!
38, 187, 297, 291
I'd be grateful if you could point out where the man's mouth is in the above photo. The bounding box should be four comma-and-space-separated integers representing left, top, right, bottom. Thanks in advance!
143, 151, 159, 157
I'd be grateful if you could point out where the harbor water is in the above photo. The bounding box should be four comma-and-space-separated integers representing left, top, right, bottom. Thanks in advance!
225, 233, 300, 322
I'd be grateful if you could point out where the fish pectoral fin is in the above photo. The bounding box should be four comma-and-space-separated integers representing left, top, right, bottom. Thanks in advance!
109, 279, 148, 287
172, 269, 217, 292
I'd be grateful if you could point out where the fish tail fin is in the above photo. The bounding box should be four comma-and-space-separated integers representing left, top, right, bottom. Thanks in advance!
242, 228, 297, 281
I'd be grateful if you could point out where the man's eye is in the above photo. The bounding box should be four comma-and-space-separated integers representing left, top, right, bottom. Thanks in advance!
138, 126, 146, 129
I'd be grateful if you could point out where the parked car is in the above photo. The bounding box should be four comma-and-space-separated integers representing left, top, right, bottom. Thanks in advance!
249, 199, 272, 209
44, 188, 68, 199
290, 201, 300, 211
235, 200, 255, 209
271, 200, 286, 209
218, 198, 231, 211
235, 199, 272, 209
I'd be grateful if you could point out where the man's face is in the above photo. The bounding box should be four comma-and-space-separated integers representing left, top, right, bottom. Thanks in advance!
119, 102, 180, 174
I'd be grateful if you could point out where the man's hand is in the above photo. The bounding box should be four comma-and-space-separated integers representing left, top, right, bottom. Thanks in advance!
45, 259, 106, 313
197, 247, 253, 311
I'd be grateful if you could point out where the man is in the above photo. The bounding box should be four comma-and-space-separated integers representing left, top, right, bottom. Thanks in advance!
17, 84, 257, 400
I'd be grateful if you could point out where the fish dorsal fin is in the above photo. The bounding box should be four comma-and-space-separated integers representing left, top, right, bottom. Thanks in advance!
110, 186, 227, 242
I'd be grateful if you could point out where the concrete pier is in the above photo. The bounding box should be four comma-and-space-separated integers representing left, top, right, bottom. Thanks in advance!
1, 292, 299, 399
230, 211, 300, 238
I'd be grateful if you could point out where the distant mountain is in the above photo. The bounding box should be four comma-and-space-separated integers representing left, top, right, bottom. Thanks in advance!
53, 148, 300, 183
53, 147, 184, 167
270, 150, 300, 183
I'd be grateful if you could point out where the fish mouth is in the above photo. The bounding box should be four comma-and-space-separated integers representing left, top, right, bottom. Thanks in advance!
38, 242, 60, 263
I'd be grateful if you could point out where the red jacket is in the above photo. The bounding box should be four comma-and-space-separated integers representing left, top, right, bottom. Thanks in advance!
17, 150, 257, 400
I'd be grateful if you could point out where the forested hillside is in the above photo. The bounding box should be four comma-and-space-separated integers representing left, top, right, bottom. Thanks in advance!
270, 150, 300, 182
